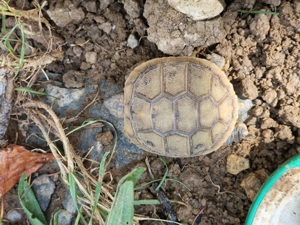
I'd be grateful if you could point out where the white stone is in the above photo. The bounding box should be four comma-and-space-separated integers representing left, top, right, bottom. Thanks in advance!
127, 34, 139, 49
168, 0, 225, 21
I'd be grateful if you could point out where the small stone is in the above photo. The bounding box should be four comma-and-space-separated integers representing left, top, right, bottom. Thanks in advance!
252, 106, 264, 117
241, 169, 269, 201
6, 209, 23, 222
73, 46, 83, 57
127, 34, 139, 49
276, 125, 294, 143
279, 105, 300, 128
262, 89, 278, 107
63, 70, 84, 88
99, 22, 112, 34
85, 51, 98, 64
168, 0, 225, 20
226, 154, 250, 175
168, 164, 181, 178
63, 193, 77, 214
262, 129, 274, 143
47, 4, 85, 28
82, 1, 97, 13
261, 118, 278, 129
124, 0, 141, 18
96, 131, 114, 146
249, 14, 270, 42
239, 78, 258, 100
32, 176, 56, 211
57, 210, 73, 225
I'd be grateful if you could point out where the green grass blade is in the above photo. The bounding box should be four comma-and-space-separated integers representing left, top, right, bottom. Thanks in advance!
14, 87, 59, 99
88, 151, 110, 225
134, 199, 160, 205
68, 173, 88, 225
18, 23, 25, 71
134, 178, 191, 191
155, 157, 168, 191
18, 174, 47, 225
105, 181, 134, 225
239, 10, 279, 15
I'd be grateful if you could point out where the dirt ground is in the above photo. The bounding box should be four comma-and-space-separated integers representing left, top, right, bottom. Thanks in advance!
3, 0, 300, 224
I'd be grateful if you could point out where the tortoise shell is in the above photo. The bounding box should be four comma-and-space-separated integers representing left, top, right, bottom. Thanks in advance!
124, 57, 238, 157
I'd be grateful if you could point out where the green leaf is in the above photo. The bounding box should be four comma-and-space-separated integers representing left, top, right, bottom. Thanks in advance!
118, 167, 146, 188
105, 181, 134, 225
18, 174, 47, 225
105, 167, 146, 225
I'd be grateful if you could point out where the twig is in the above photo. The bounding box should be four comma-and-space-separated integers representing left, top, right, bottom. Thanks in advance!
205, 169, 235, 195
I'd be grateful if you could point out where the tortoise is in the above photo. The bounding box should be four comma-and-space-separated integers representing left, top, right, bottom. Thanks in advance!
124, 57, 248, 157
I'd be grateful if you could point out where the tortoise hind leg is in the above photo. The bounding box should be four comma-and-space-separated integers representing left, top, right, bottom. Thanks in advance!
224, 122, 250, 146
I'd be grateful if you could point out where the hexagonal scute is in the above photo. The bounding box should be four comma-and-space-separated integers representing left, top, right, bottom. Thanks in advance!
188, 66, 211, 98
135, 67, 162, 99
138, 132, 164, 155
163, 63, 187, 96
212, 122, 227, 143
176, 95, 198, 133
219, 97, 233, 123
211, 76, 227, 102
165, 134, 189, 157
152, 97, 174, 134
199, 98, 218, 128
131, 96, 152, 131
191, 130, 212, 154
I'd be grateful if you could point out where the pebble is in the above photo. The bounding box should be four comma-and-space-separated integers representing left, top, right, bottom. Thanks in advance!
32, 176, 56, 211
63, 193, 77, 214
47, 5, 85, 28
99, 22, 112, 34
260, 118, 278, 129
279, 105, 300, 128
56, 210, 73, 225
127, 34, 139, 49
226, 154, 250, 175
262, 89, 278, 107
262, 129, 274, 143
168, 0, 225, 20
85, 51, 98, 64
239, 78, 258, 100
249, 14, 270, 42
124, 0, 141, 18
6, 209, 23, 222
240, 169, 269, 201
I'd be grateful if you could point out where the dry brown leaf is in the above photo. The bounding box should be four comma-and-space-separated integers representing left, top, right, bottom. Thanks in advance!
0, 145, 54, 198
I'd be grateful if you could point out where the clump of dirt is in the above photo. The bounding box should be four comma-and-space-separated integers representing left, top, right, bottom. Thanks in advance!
3, 0, 300, 224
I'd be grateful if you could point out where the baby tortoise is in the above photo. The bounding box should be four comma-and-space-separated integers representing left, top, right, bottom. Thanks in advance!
124, 57, 248, 157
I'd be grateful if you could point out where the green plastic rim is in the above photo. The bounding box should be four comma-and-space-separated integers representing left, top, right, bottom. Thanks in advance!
245, 154, 300, 225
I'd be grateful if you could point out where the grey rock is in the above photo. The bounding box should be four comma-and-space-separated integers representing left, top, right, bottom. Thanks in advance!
56, 210, 73, 225
44, 84, 94, 117
32, 176, 56, 211
63, 193, 77, 214
87, 81, 144, 168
